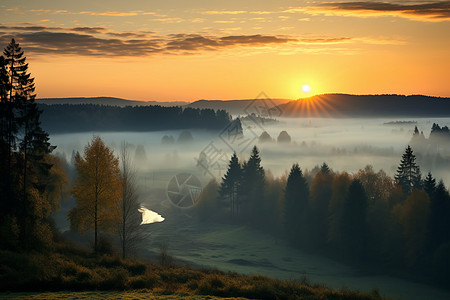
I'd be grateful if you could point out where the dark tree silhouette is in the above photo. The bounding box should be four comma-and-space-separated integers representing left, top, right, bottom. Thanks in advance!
284, 163, 309, 245
320, 162, 331, 174
0, 39, 56, 250
277, 131, 291, 143
177, 130, 194, 143
219, 152, 242, 218
341, 179, 368, 262
240, 146, 265, 223
427, 180, 450, 251
309, 164, 333, 248
423, 172, 436, 198
258, 131, 273, 144
38, 104, 232, 133
395, 145, 422, 195
0, 55, 11, 212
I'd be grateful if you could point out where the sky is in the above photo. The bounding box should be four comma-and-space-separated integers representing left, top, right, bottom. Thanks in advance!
1, 0, 449, 101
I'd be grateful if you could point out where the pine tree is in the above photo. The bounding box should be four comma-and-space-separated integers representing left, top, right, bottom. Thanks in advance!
219, 152, 242, 218
423, 172, 436, 198
309, 164, 333, 248
0, 39, 56, 249
395, 145, 421, 195
4, 39, 35, 102
0, 56, 10, 211
240, 146, 264, 222
320, 162, 330, 174
284, 163, 309, 245
341, 179, 368, 262
327, 172, 351, 252
427, 181, 450, 251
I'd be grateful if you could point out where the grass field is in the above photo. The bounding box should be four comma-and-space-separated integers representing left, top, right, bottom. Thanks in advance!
142, 213, 450, 300
0, 290, 249, 300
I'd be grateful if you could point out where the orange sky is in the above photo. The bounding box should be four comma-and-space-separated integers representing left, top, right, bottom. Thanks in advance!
1, 0, 450, 101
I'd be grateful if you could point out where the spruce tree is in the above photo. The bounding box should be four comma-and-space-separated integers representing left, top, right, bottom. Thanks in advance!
423, 172, 436, 198
219, 152, 242, 218
395, 145, 421, 195
427, 181, 450, 251
284, 163, 309, 245
0, 39, 56, 249
0, 56, 10, 212
320, 162, 330, 174
240, 146, 265, 223
309, 165, 334, 248
341, 179, 368, 262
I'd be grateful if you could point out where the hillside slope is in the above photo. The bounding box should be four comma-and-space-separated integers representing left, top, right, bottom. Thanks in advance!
280, 94, 450, 117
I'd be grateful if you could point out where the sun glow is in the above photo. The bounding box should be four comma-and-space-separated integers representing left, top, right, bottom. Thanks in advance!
302, 84, 311, 93
285, 95, 342, 118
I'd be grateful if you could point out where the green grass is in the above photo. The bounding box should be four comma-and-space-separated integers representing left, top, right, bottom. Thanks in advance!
0, 243, 388, 300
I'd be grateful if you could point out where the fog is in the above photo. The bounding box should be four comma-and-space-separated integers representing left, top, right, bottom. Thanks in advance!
51, 116, 450, 188
49, 116, 450, 300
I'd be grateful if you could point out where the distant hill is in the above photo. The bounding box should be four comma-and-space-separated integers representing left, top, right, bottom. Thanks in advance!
187, 99, 291, 115
280, 94, 450, 118
36, 94, 450, 118
36, 97, 189, 107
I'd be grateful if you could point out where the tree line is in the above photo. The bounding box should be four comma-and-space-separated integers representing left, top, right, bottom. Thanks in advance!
410, 123, 450, 150
38, 103, 232, 133
197, 144, 450, 285
0, 39, 144, 259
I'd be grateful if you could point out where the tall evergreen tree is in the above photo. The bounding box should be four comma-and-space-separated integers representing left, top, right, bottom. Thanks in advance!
395, 145, 421, 195
284, 163, 309, 245
427, 181, 450, 251
309, 165, 334, 248
240, 146, 265, 223
0, 56, 10, 211
341, 179, 368, 262
327, 172, 351, 252
219, 152, 242, 218
0, 39, 57, 249
423, 172, 436, 198
320, 162, 331, 174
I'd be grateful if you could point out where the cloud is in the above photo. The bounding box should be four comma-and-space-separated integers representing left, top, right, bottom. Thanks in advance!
306, 1, 450, 22
202, 10, 248, 15
79, 11, 141, 17
0, 32, 163, 56
0, 24, 395, 57
151, 17, 184, 23
298, 37, 352, 44
0, 25, 299, 56
27, 9, 166, 17
70, 27, 106, 34
107, 32, 149, 38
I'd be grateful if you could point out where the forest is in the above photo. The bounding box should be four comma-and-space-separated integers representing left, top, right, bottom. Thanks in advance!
38, 104, 232, 133
196, 145, 450, 287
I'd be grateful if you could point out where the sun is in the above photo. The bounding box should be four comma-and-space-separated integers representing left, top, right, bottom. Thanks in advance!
302, 84, 311, 93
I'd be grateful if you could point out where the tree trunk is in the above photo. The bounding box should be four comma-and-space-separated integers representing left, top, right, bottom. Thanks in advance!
94, 197, 98, 253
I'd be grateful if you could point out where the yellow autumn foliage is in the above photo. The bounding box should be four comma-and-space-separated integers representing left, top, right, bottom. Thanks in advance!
69, 136, 122, 234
